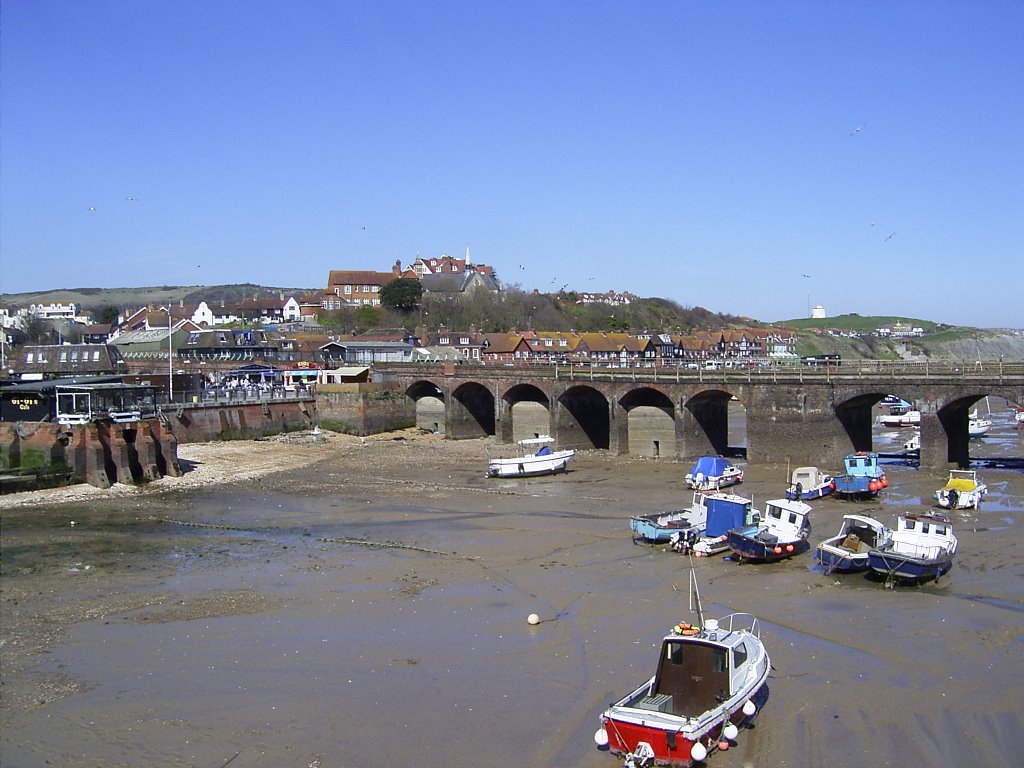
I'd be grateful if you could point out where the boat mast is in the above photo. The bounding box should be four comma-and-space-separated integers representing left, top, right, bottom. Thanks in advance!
688, 556, 706, 628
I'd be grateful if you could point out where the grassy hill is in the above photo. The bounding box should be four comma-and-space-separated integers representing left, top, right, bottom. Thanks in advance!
0, 284, 317, 312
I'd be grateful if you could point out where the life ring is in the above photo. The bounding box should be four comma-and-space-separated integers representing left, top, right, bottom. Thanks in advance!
681, 628, 700, 636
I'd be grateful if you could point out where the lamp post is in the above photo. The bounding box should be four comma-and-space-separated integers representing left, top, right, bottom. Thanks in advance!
160, 306, 174, 403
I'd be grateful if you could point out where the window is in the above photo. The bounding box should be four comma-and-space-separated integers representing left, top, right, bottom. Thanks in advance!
93, 350, 101, 361
733, 643, 748, 670
439, 336, 449, 345
60, 351, 68, 362
667, 642, 684, 665
712, 648, 727, 673
26, 352, 34, 363
188, 333, 201, 344
344, 285, 352, 294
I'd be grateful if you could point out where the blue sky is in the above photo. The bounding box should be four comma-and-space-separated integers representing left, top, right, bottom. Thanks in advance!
2, 1, 1021, 328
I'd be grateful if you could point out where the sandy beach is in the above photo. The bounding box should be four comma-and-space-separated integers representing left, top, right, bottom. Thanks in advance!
2, 429, 1023, 768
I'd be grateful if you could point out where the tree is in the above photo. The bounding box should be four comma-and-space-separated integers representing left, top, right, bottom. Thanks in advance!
380, 278, 424, 312
97, 305, 120, 325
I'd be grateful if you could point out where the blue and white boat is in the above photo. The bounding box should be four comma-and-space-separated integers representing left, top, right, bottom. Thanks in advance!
868, 513, 957, 584
832, 452, 888, 500
726, 498, 812, 562
814, 514, 893, 573
630, 492, 709, 544
684, 456, 743, 491
671, 492, 759, 556
785, 466, 834, 500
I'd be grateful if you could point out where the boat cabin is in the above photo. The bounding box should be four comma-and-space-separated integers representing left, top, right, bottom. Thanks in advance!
643, 620, 757, 718
843, 452, 882, 477
763, 499, 811, 535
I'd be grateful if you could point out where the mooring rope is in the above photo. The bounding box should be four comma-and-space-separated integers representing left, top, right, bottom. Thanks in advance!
147, 516, 477, 559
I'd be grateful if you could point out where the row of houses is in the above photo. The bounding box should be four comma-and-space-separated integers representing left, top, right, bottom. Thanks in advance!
3, 325, 798, 382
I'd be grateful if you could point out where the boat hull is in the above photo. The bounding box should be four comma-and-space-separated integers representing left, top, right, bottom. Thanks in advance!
602, 680, 769, 768
630, 513, 698, 543
486, 450, 575, 478
785, 483, 833, 501
868, 551, 954, 582
727, 528, 809, 562
815, 543, 870, 573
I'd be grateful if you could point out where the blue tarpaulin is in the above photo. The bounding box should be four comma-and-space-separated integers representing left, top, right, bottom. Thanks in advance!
688, 456, 733, 479
704, 496, 748, 537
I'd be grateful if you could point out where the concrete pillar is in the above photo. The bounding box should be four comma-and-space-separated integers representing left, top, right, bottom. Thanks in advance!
98, 423, 135, 484
151, 419, 182, 477
69, 426, 111, 489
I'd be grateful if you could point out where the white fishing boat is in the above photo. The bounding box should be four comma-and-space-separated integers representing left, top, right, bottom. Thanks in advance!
486, 436, 575, 478
868, 513, 957, 584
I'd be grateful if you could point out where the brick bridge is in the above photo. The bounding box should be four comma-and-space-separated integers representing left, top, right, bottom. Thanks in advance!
379, 360, 1024, 470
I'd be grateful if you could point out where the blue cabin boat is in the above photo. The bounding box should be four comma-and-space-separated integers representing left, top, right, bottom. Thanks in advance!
673, 492, 758, 556
832, 452, 888, 500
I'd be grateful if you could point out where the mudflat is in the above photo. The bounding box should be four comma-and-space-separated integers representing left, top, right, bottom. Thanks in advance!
2, 430, 1022, 768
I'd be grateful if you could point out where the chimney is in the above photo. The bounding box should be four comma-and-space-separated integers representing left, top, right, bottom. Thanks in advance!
393, 259, 402, 276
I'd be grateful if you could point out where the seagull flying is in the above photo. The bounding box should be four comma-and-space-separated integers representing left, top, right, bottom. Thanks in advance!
885, 232, 896, 242
801, 274, 811, 278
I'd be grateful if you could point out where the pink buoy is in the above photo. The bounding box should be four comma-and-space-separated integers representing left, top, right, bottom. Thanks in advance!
718, 740, 730, 750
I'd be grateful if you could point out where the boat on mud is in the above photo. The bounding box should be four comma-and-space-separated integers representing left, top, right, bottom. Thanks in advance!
595, 571, 770, 767
933, 469, 987, 510
630, 492, 709, 544
867, 513, 957, 584
814, 514, 893, 573
726, 498, 812, 562
684, 456, 743, 491
785, 466, 834, 500
832, 452, 888, 500
486, 436, 575, 478
671, 492, 759, 557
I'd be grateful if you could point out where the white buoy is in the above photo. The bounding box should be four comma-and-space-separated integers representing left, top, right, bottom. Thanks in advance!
594, 728, 609, 747
742, 699, 757, 716
527, 613, 541, 625
723, 722, 739, 740
690, 741, 708, 761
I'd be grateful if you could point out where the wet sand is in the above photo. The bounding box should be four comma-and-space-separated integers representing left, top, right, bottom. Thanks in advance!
2, 430, 1023, 768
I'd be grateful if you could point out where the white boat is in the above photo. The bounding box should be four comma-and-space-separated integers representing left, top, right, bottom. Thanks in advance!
877, 407, 920, 427
1016, 409, 1024, 427
968, 410, 991, 437
868, 513, 957, 583
684, 456, 744, 491
785, 466, 834, 500
486, 436, 576, 478
814, 514, 893, 573
595, 571, 769, 767
933, 469, 987, 510
903, 431, 920, 452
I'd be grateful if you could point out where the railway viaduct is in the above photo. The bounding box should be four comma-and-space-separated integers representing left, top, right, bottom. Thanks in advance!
381, 361, 1024, 470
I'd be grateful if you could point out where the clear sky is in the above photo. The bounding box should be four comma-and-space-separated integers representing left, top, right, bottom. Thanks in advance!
2, 1, 1021, 328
